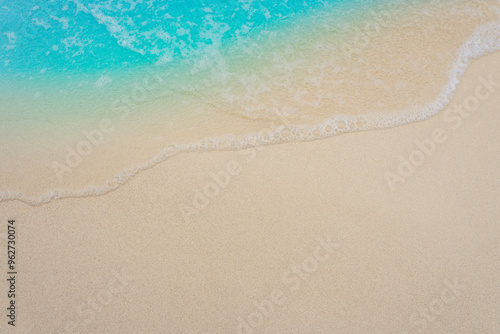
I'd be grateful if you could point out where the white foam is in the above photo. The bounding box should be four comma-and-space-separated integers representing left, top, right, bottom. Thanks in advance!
1, 15, 500, 206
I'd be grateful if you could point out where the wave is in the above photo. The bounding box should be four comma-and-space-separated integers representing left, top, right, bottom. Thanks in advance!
1, 13, 500, 206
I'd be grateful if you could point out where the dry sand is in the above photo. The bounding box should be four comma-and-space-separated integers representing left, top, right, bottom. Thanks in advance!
0, 53, 499, 333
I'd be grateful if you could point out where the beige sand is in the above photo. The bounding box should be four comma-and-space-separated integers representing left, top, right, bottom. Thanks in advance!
0, 53, 499, 334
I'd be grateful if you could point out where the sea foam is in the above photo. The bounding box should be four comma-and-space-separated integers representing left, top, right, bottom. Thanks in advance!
1, 13, 500, 206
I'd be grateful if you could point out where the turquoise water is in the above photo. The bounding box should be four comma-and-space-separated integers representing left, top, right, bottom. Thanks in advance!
0, 0, 385, 120
0, 0, 373, 78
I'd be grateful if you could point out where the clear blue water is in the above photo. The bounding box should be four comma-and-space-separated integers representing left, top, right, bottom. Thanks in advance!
0, 0, 365, 78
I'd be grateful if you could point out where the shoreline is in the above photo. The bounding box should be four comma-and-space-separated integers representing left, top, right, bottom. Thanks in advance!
1, 44, 500, 205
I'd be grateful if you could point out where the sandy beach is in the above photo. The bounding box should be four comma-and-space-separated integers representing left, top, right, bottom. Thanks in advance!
0, 49, 499, 333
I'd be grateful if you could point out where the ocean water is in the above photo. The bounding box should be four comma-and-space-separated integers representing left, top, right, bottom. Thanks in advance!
0, 0, 499, 203
1, 0, 377, 78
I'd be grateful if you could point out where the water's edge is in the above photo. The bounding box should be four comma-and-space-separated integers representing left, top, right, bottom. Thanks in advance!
1, 16, 499, 206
